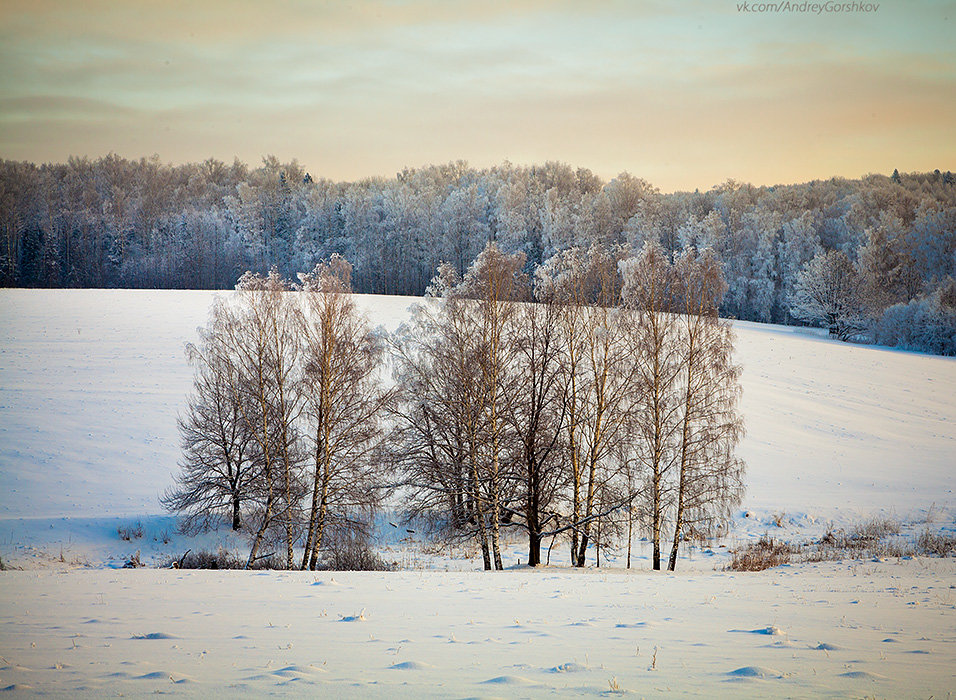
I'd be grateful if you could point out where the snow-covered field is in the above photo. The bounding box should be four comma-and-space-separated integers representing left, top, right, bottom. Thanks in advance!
1, 289, 955, 696
2, 561, 954, 698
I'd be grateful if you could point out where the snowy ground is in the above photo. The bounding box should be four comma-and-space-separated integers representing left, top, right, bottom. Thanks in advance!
1, 289, 955, 696
2, 562, 954, 698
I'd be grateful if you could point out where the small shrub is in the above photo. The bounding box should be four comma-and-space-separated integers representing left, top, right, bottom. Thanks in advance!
168, 548, 282, 570
809, 518, 910, 561
850, 518, 900, 541
180, 549, 241, 569
320, 529, 393, 571
728, 535, 797, 571
729, 518, 949, 570
118, 522, 144, 541
916, 530, 956, 557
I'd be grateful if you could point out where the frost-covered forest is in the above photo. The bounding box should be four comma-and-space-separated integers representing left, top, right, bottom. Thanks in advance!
2, 156, 955, 353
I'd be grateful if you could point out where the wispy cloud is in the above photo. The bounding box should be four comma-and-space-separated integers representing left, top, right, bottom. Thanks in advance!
0, 0, 952, 190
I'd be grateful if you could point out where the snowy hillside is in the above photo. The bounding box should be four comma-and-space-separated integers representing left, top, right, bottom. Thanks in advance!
1, 289, 953, 531
1, 289, 954, 697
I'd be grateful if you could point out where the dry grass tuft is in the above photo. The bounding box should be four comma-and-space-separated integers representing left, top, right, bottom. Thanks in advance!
728, 535, 798, 571
916, 530, 956, 557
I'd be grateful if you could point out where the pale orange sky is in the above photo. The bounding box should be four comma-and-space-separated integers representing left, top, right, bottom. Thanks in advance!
1, 0, 953, 192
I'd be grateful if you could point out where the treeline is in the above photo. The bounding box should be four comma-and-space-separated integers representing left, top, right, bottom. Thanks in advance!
165, 243, 744, 571
2, 155, 955, 353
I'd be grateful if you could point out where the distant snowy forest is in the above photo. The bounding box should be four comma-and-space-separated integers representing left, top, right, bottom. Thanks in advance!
2, 156, 955, 353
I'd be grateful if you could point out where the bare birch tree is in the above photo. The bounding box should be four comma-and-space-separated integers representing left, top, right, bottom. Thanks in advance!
540, 245, 633, 567
391, 263, 496, 568
217, 269, 305, 569
665, 247, 745, 570
456, 243, 528, 569
162, 319, 260, 533
620, 240, 683, 570
503, 291, 567, 566
297, 255, 391, 570
621, 241, 745, 570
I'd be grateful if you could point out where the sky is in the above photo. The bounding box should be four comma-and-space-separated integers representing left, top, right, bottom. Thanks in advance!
0, 0, 953, 192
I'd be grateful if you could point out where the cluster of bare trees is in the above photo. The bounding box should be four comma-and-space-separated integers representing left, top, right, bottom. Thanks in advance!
167, 241, 744, 570
391, 242, 745, 571
162, 257, 390, 569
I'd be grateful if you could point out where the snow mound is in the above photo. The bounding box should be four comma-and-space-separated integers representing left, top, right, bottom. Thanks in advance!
727, 666, 782, 678
840, 670, 888, 680
814, 642, 840, 650
550, 662, 588, 673
481, 675, 538, 685
390, 661, 436, 671
270, 665, 325, 677
766, 640, 796, 648
134, 671, 170, 680
131, 632, 178, 640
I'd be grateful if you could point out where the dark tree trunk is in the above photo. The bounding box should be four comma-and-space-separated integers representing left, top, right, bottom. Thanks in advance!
232, 497, 241, 531
480, 538, 492, 570
528, 530, 541, 567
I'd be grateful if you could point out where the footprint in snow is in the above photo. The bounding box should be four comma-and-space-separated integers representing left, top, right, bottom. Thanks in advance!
730, 626, 785, 636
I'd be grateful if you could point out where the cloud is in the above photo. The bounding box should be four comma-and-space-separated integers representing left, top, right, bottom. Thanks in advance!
0, 0, 952, 191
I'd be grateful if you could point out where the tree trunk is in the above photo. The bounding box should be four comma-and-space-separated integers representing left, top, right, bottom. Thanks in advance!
528, 530, 541, 567
652, 467, 661, 570
667, 521, 681, 571
471, 457, 492, 571
247, 477, 273, 569
232, 496, 241, 531
301, 436, 327, 569
626, 510, 633, 569
308, 492, 328, 571
491, 526, 503, 570
575, 532, 589, 567
527, 463, 541, 566
490, 461, 503, 571
479, 528, 492, 571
